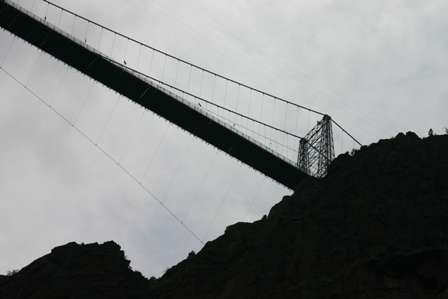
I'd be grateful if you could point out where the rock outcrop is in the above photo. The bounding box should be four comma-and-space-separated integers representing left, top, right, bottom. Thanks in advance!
147, 132, 448, 298
0, 241, 149, 299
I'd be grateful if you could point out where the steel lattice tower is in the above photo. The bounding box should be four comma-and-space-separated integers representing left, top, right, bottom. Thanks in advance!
297, 115, 335, 178
297, 139, 311, 176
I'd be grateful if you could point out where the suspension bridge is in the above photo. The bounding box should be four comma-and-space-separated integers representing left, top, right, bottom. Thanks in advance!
0, 1, 361, 189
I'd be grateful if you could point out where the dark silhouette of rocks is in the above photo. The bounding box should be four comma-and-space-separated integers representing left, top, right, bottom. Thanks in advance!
0, 241, 149, 299
1, 132, 448, 298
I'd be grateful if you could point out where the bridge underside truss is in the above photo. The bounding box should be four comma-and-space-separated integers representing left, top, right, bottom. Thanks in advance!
0, 0, 311, 189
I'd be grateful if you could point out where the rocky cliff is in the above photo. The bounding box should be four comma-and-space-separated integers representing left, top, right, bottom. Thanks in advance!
0, 241, 149, 298
147, 132, 448, 299
1, 132, 447, 298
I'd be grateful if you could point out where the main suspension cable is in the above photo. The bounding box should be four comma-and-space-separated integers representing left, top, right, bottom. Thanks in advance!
38, 0, 325, 116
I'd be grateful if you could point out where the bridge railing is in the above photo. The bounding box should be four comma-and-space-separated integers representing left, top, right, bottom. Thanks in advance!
5, 0, 362, 176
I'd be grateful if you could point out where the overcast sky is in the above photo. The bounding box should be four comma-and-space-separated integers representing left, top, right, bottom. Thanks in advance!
0, 0, 447, 277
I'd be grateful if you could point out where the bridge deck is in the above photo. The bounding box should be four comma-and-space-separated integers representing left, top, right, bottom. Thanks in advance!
0, 1, 309, 189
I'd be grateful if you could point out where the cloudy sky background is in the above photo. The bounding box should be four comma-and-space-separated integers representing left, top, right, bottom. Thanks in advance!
0, 0, 447, 277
